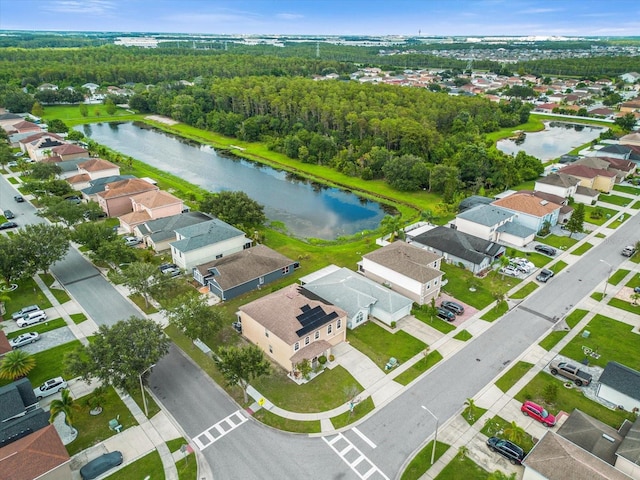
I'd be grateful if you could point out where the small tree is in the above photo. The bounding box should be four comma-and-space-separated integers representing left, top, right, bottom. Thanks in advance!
542, 383, 559, 404
49, 389, 80, 432
164, 294, 225, 341
0, 350, 36, 380
503, 420, 526, 445
296, 359, 313, 380
380, 215, 403, 241
463, 397, 477, 422
214, 345, 271, 403
565, 203, 585, 238
116, 262, 159, 308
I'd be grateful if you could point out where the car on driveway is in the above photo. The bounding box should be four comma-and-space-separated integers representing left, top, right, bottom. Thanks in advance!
33, 377, 68, 400
16, 310, 47, 327
11, 304, 40, 321
521, 400, 556, 427
9, 332, 40, 349
123, 236, 142, 247
536, 269, 554, 283
436, 307, 456, 321
534, 245, 556, 256
486, 436, 525, 465
500, 266, 519, 277
0, 221, 18, 230
441, 300, 464, 315
80, 451, 123, 480
14, 195, 24, 202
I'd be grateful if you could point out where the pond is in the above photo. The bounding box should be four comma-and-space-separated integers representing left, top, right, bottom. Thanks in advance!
496, 121, 605, 161
77, 122, 390, 240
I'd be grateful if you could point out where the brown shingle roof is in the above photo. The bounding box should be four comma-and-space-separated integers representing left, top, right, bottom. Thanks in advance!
560, 164, 616, 179
79, 158, 118, 172
130, 190, 182, 209
363, 241, 443, 283
18, 132, 62, 144
536, 172, 582, 188
119, 210, 152, 225
493, 191, 561, 217
51, 144, 87, 156
66, 173, 91, 184
98, 178, 158, 199
0, 424, 70, 480
238, 285, 346, 344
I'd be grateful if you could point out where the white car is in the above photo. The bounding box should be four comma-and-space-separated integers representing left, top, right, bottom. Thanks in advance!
500, 266, 519, 277
9, 332, 40, 349
33, 377, 68, 399
123, 236, 142, 247
16, 310, 47, 327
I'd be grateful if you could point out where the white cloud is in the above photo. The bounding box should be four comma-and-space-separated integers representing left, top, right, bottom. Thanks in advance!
276, 13, 304, 20
43, 0, 115, 15
518, 8, 562, 14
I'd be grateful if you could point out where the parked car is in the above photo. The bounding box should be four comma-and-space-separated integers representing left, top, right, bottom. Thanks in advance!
9, 332, 40, 349
161, 266, 181, 277
11, 304, 40, 321
33, 377, 68, 400
80, 451, 123, 480
123, 236, 142, 247
635, 286, 640, 294
549, 359, 592, 386
521, 400, 556, 427
0, 221, 18, 230
64, 195, 82, 204
3, 209, 15, 219
436, 307, 456, 322
16, 310, 47, 327
486, 436, 525, 465
159, 263, 178, 273
536, 269, 554, 283
83, 210, 107, 220
622, 246, 636, 257
512, 258, 535, 272
534, 245, 557, 256
441, 300, 464, 315
500, 266, 519, 277
14, 195, 24, 202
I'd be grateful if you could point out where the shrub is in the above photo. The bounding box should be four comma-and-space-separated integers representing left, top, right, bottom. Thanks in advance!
542, 383, 559, 404
329, 354, 335, 362
390, 321, 397, 329
318, 355, 327, 365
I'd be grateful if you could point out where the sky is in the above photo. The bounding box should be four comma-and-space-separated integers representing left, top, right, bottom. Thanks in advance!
0, 0, 639, 37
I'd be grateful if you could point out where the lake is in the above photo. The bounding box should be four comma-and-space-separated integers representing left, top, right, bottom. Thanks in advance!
77, 122, 389, 240
496, 121, 605, 161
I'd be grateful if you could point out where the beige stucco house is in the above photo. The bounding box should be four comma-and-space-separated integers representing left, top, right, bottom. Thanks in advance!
119, 190, 184, 233
559, 164, 617, 193
237, 284, 347, 373
96, 178, 159, 217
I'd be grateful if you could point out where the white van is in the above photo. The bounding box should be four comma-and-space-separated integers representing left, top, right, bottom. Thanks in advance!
16, 310, 47, 327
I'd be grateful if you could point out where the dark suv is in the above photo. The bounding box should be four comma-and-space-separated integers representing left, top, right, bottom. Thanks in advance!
441, 300, 464, 315
534, 245, 556, 256
486, 436, 525, 465
536, 269, 554, 283
436, 307, 455, 322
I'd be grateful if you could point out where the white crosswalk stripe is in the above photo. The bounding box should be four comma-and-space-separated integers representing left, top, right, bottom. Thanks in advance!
192, 410, 248, 451
322, 432, 389, 480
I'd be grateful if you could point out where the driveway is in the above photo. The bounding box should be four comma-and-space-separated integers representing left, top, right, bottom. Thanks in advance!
10, 326, 77, 354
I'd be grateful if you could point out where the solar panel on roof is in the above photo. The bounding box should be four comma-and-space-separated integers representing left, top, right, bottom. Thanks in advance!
296, 305, 338, 337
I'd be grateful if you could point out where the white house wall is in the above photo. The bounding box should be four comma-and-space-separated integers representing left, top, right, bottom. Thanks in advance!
597, 384, 640, 412
172, 235, 248, 270
454, 217, 493, 240
497, 230, 535, 247
615, 455, 640, 479
361, 258, 422, 297
371, 303, 412, 325
522, 467, 548, 480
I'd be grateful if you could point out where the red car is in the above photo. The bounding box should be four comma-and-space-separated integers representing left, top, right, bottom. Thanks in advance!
521, 400, 556, 427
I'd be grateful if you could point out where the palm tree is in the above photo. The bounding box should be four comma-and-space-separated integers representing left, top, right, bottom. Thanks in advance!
463, 397, 477, 421
503, 420, 527, 445
457, 445, 469, 459
0, 350, 36, 380
380, 215, 403, 242
49, 389, 80, 434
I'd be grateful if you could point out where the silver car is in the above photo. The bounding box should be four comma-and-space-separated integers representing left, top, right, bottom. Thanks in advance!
9, 332, 40, 349
33, 377, 68, 400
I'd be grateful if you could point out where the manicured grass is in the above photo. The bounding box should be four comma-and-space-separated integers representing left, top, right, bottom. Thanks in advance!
412, 306, 456, 334
539, 309, 588, 351
583, 204, 618, 226
3, 277, 53, 315
595, 232, 606, 238
67, 386, 139, 456
510, 282, 539, 299
461, 405, 487, 426
610, 269, 631, 286
251, 409, 321, 433
571, 242, 593, 255
7, 176, 19, 184
630, 201, 640, 210
330, 396, 375, 429
559, 314, 640, 370
129, 384, 161, 418
608, 297, 640, 314
591, 292, 604, 301
614, 184, 640, 195
480, 415, 535, 452
166, 437, 188, 453
535, 234, 577, 250
104, 450, 164, 480
503, 248, 549, 267
70, 313, 87, 324
440, 264, 519, 310
516, 372, 634, 429
434, 453, 488, 480
453, 330, 473, 341
401, 441, 450, 480
599, 193, 633, 207
5, 318, 66, 339
550, 261, 568, 274
626, 272, 640, 288
39, 273, 71, 304
495, 361, 534, 393
347, 322, 426, 371
42, 104, 142, 127
394, 351, 443, 386
480, 300, 508, 322
129, 293, 159, 314
176, 453, 198, 480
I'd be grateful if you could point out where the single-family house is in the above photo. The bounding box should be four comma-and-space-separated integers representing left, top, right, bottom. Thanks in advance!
55, 158, 91, 180
22, 135, 65, 160
458, 195, 494, 213
96, 178, 159, 217
0, 378, 49, 447
50, 143, 88, 162
358, 241, 443, 305
598, 362, 640, 413
0, 424, 71, 480
559, 164, 617, 193
576, 156, 636, 181
492, 191, 562, 233
621, 72, 640, 84
0, 112, 25, 132
134, 211, 213, 252
194, 244, 297, 301
170, 219, 251, 270
119, 190, 184, 233
535, 173, 581, 199
6, 120, 41, 136
591, 144, 640, 162
409, 226, 505, 274
620, 132, 640, 147
620, 100, 640, 114
455, 204, 516, 242
80, 174, 136, 200
66, 158, 120, 190
300, 265, 413, 328
82, 82, 100, 94
237, 284, 347, 373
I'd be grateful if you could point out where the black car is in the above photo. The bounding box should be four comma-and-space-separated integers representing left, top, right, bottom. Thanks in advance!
80, 451, 123, 480
0, 221, 17, 230
534, 245, 556, 256
3, 209, 15, 219
436, 307, 456, 322
536, 268, 554, 283
486, 436, 525, 465
441, 300, 464, 315
14, 195, 24, 202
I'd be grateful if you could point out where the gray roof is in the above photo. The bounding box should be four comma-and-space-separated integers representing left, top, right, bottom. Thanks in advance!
617, 416, 640, 465
0, 113, 22, 120
411, 226, 503, 265
599, 362, 640, 401
363, 241, 443, 284
302, 267, 412, 319
138, 211, 213, 242
458, 195, 493, 213
536, 172, 582, 188
81, 175, 136, 195
556, 409, 622, 465
171, 219, 246, 253
599, 145, 633, 156
496, 221, 537, 237
57, 157, 90, 173
0, 379, 48, 447
195, 244, 295, 290
0, 379, 37, 422
575, 185, 600, 197
456, 204, 513, 227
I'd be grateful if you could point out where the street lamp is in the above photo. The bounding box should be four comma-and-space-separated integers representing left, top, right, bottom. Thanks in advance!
600, 260, 613, 299
139, 364, 156, 417
421, 405, 439, 465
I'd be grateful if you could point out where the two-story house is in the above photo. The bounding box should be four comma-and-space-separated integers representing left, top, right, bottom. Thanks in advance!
118, 190, 184, 233
96, 178, 159, 217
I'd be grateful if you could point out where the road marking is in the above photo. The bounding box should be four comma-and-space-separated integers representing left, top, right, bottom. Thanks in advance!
322, 433, 389, 480
352, 427, 377, 449
192, 410, 248, 451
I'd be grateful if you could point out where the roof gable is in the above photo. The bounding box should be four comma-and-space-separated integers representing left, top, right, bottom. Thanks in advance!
412, 226, 501, 265
171, 219, 245, 253
457, 204, 514, 226
600, 362, 640, 401
362, 241, 443, 283
492, 192, 562, 217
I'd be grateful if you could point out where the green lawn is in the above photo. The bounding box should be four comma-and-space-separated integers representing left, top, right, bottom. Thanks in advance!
453, 330, 473, 341
434, 454, 488, 480
626, 272, 640, 288
43, 104, 142, 127
539, 309, 588, 351
39, 273, 71, 303
70, 313, 87, 324
166, 437, 188, 453
401, 441, 450, 480
510, 282, 539, 299
613, 184, 640, 195
129, 293, 159, 314
608, 297, 640, 314
591, 292, 605, 301
595, 232, 607, 238
495, 361, 534, 393
3, 277, 53, 316
129, 384, 161, 418
394, 351, 443, 386
630, 201, 640, 210
251, 409, 321, 433
440, 264, 519, 310
104, 450, 164, 480
176, 453, 198, 480
558, 314, 640, 370
599, 193, 633, 207
346, 322, 426, 371
550, 261, 568, 274
412, 306, 456, 334
330, 396, 375, 429
67, 386, 139, 456
571, 242, 593, 255
535, 234, 577, 250
480, 300, 508, 322
7, 176, 19, 184
480, 415, 535, 452
583, 205, 619, 226
5, 318, 66, 339
461, 405, 488, 426
610, 269, 631, 286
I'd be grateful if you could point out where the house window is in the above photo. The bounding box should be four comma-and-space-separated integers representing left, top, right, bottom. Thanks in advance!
327, 324, 333, 334
265, 329, 269, 338
259, 276, 264, 285
244, 242, 251, 249
314, 331, 320, 340
356, 312, 363, 324
337, 318, 342, 329
305, 336, 310, 345
269, 345, 273, 354
282, 265, 290, 275
426, 282, 430, 289
216, 254, 223, 259
294, 342, 299, 351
